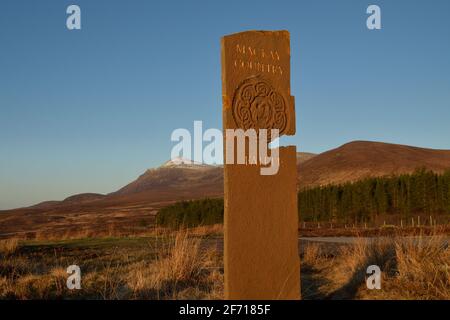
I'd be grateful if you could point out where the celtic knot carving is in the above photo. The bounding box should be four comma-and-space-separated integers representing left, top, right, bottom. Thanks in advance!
232, 77, 287, 134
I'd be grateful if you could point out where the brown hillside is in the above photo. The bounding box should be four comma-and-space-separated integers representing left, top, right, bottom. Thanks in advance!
114, 166, 223, 198
298, 141, 450, 189
2, 141, 450, 239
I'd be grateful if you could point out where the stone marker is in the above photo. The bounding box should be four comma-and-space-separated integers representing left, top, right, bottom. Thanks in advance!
221, 30, 300, 299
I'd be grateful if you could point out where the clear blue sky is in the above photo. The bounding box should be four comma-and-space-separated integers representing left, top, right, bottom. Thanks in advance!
1, 0, 450, 209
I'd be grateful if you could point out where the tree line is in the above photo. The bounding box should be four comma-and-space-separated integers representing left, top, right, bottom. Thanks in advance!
156, 169, 450, 228
156, 198, 223, 228
299, 169, 450, 223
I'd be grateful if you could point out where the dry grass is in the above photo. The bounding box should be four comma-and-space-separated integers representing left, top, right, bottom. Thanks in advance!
127, 229, 222, 299
389, 235, 449, 299
156, 231, 205, 283
189, 224, 223, 237
0, 228, 223, 300
301, 232, 450, 300
302, 243, 324, 266
0, 238, 19, 255
1, 225, 448, 300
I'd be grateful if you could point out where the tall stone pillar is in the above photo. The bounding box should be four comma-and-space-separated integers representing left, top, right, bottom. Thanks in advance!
221, 30, 300, 299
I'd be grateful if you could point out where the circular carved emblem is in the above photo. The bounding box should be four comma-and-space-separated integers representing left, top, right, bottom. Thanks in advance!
232, 77, 287, 134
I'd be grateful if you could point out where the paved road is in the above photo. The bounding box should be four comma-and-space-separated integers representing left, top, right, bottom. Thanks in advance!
209, 235, 449, 255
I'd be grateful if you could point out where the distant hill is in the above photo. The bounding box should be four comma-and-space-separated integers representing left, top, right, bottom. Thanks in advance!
114, 153, 315, 199
298, 141, 450, 189
296, 152, 317, 165
6, 142, 450, 210
2, 141, 450, 238
29, 193, 106, 209
113, 159, 223, 200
